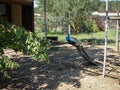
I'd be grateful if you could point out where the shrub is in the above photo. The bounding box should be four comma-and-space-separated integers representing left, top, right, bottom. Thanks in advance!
92, 20, 100, 32
0, 56, 19, 78
92, 16, 105, 31
81, 20, 100, 33
0, 22, 50, 78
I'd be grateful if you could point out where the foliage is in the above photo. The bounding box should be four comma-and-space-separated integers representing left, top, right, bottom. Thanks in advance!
26, 32, 50, 62
81, 21, 92, 33
81, 20, 100, 33
90, 0, 101, 11
34, 17, 44, 32
0, 56, 19, 78
37, 0, 100, 34
92, 21, 100, 32
36, 0, 120, 34
92, 16, 105, 31
50, 0, 92, 34
0, 22, 50, 78
98, 1, 120, 12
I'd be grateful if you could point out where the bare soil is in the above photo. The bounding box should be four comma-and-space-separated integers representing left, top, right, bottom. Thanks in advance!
0, 44, 120, 90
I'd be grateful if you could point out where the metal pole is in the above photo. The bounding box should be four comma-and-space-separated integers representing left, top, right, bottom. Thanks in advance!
44, 0, 47, 39
68, 13, 71, 35
68, 24, 71, 35
103, 0, 108, 78
116, 0, 119, 52
116, 20, 119, 51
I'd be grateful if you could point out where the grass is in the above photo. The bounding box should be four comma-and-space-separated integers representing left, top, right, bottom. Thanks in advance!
36, 30, 116, 45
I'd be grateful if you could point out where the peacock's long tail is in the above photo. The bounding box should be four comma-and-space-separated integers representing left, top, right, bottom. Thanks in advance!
76, 46, 97, 65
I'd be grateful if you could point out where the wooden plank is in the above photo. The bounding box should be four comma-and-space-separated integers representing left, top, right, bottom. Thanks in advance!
0, 0, 33, 5
11, 5, 22, 26
22, 4, 34, 31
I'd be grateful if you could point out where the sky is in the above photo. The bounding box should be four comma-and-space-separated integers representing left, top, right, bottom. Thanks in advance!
100, 0, 120, 1
34, 0, 38, 8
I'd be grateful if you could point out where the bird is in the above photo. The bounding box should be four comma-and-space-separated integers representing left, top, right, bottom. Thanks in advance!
66, 34, 80, 47
66, 34, 97, 65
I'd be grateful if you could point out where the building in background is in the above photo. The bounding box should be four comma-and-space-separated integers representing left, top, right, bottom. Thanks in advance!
92, 11, 120, 30
0, 0, 34, 31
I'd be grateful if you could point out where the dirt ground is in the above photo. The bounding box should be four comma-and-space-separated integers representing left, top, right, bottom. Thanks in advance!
0, 44, 120, 90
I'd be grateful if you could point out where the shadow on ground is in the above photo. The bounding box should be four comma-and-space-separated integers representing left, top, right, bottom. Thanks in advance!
0, 44, 119, 90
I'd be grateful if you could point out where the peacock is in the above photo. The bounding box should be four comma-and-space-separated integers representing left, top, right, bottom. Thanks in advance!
66, 34, 97, 65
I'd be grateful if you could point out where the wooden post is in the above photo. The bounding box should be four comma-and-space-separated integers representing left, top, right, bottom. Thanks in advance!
11, 5, 22, 26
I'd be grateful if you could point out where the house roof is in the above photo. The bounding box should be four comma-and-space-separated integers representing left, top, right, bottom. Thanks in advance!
0, 0, 33, 5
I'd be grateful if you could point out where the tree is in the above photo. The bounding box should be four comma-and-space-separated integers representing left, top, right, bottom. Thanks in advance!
91, 0, 101, 11
50, 0, 92, 34
37, 0, 100, 34
98, 1, 120, 12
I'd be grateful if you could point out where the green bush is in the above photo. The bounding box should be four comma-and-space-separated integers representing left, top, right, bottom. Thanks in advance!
81, 20, 100, 33
0, 22, 50, 78
0, 56, 19, 78
92, 21, 100, 32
